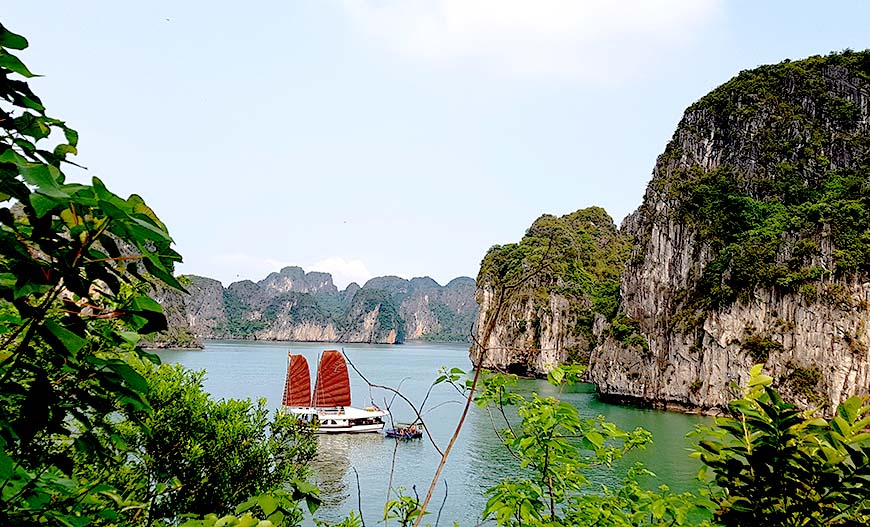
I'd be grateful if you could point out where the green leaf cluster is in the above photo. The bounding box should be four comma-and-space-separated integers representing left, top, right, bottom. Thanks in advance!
0, 21, 185, 525
92, 362, 319, 524
692, 365, 870, 526
383, 487, 428, 527
475, 366, 710, 527
474, 362, 870, 527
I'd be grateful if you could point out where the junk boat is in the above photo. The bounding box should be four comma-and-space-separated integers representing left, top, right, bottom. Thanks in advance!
282, 350, 388, 434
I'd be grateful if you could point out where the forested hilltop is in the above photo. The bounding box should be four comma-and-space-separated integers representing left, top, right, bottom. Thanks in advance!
150, 266, 476, 346
474, 207, 632, 373
475, 49, 870, 413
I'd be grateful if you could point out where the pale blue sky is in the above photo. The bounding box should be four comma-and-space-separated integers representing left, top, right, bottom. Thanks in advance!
5, 1, 869, 288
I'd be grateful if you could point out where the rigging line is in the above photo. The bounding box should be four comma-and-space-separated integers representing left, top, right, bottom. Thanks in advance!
312, 349, 323, 407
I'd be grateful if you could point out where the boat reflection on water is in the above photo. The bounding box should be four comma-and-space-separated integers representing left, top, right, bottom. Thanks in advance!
310, 433, 385, 521
310, 434, 352, 511
309, 419, 436, 525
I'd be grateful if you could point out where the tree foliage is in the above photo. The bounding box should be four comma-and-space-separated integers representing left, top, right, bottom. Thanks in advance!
692, 365, 870, 526
474, 365, 711, 527
0, 20, 185, 526
0, 21, 318, 527
472, 363, 870, 527
95, 362, 319, 525
5, 17, 869, 527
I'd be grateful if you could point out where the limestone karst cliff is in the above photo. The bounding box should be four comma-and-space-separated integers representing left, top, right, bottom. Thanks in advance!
401, 277, 477, 341
362, 275, 478, 341
141, 283, 201, 349
474, 50, 870, 412
472, 207, 631, 374
182, 275, 228, 338
590, 51, 870, 412
153, 266, 477, 346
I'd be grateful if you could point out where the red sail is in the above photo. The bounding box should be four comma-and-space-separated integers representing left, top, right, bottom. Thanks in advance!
312, 350, 352, 408
282, 353, 311, 407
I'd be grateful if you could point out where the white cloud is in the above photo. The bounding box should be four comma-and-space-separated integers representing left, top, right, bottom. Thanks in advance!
340, 0, 722, 79
309, 257, 374, 289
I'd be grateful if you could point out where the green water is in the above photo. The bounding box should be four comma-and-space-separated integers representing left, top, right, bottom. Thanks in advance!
159, 340, 709, 525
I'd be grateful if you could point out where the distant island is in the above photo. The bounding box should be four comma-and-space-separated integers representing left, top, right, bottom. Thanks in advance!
147, 266, 477, 348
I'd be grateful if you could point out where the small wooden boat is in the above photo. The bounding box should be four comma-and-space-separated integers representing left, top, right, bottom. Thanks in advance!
281, 350, 388, 434
385, 425, 423, 440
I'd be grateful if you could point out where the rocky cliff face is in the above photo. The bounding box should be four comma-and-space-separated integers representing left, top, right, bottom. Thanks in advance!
141, 284, 201, 349
472, 208, 631, 375
157, 266, 477, 345
341, 288, 404, 343
589, 51, 870, 412
108, 238, 202, 349
182, 276, 228, 338
472, 51, 870, 412
259, 266, 338, 295
400, 277, 477, 341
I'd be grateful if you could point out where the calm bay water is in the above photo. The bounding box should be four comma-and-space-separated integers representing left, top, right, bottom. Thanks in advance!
159, 340, 709, 526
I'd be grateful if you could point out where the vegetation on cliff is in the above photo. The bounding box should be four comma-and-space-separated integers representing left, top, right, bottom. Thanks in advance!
473, 50, 870, 411
343, 287, 406, 342
172, 268, 476, 344
654, 50, 870, 321
477, 207, 633, 362
579, 49, 870, 412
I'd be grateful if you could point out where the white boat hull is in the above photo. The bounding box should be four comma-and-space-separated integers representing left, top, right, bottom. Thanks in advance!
284, 405, 388, 434
317, 421, 385, 434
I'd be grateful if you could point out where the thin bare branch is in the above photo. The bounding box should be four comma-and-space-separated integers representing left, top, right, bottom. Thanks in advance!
485, 406, 521, 463
385, 438, 400, 527
411, 338, 487, 527
411, 238, 558, 527
351, 466, 365, 527
420, 399, 463, 417
434, 480, 448, 527
342, 350, 443, 456
389, 377, 411, 409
